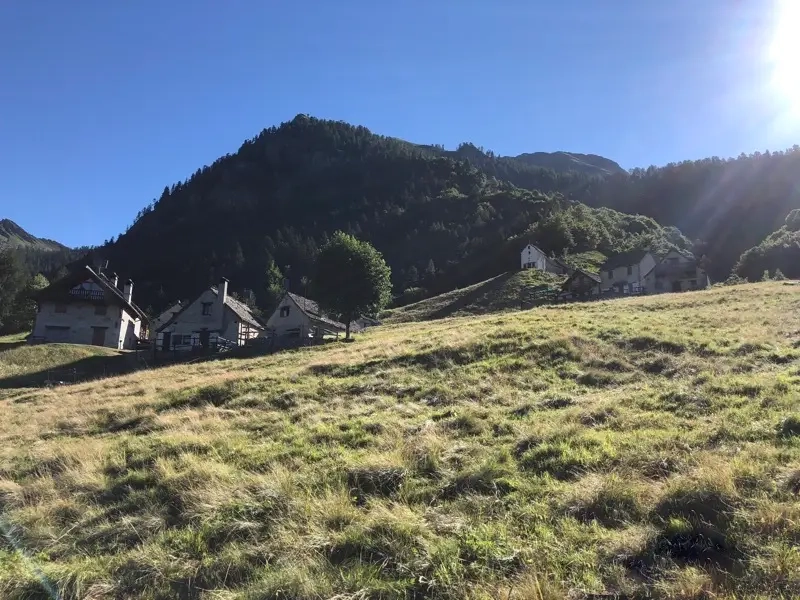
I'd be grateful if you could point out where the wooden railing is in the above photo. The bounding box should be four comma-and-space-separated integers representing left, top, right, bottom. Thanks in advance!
68, 289, 105, 301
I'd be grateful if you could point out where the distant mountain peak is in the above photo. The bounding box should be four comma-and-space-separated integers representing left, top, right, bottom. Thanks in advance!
512, 151, 625, 176
0, 219, 66, 252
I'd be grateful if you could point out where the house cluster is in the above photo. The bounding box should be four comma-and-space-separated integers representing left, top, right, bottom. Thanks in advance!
27, 246, 708, 352
520, 243, 710, 298
31, 266, 377, 352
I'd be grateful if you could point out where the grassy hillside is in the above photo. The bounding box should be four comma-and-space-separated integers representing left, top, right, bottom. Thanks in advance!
383, 269, 565, 324
0, 342, 122, 387
2, 283, 800, 598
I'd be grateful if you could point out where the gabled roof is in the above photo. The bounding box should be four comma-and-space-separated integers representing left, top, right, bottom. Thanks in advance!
33, 265, 148, 322
156, 284, 265, 332
641, 249, 700, 279
221, 290, 263, 329
601, 249, 651, 270
563, 268, 601, 288
547, 256, 571, 270
522, 242, 544, 253
285, 292, 351, 332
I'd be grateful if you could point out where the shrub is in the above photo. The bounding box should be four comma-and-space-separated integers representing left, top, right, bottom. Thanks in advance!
778, 415, 800, 438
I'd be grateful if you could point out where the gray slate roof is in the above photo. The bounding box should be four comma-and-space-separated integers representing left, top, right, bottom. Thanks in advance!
287, 292, 352, 332
601, 249, 651, 271
34, 265, 148, 322
568, 268, 602, 283
157, 285, 264, 332
218, 289, 264, 329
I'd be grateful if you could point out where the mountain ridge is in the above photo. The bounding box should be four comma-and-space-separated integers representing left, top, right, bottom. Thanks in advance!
89, 114, 679, 311
0, 219, 66, 252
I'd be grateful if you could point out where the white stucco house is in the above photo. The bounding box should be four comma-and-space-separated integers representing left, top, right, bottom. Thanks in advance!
264, 292, 354, 340
520, 244, 571, 275
643, 250, 710, 293
600, 249, 657, 294
155, 278, 264, 351
31, 266, 148, 349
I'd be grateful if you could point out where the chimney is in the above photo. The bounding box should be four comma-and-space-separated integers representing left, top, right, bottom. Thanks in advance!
111, 273, 119, 288
123, 279, 133, 304
216, 277, 229, 314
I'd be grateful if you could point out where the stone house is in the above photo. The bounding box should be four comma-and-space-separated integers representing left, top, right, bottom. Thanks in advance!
600, 249, 657, 294
643, 250, 710, 293
264, 292, 354, 340
31, 266, 147, 349
561, 268, 602, 297
155, 278, 263, 351
520, 244, 571, 275
150, 301, 183, 337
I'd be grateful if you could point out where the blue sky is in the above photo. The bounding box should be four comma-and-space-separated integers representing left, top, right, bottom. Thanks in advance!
1, 0, 797, 247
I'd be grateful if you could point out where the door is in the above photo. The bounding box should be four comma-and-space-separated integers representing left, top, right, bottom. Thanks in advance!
161, 332, 171, 351
672, 281, 682, 292
199, 330, 210, 349
91, 327, 107, 347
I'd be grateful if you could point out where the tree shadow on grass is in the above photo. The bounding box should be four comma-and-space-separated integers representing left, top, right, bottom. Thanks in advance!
0, 340, 26, 353
0, 353, 134, 389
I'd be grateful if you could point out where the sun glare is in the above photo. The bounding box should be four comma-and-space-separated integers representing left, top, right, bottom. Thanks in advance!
770, 0, 800, 114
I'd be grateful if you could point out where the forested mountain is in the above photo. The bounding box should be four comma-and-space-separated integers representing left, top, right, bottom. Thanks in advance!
52, 115, 799, 313
418, 143, 800, 281
567, 148, 800, 280
0, 219, 83, 279
92, 115, 678, 312
734, 209, 800, 280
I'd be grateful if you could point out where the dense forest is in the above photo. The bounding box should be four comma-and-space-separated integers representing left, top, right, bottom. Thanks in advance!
86, 116, 683, 313
418, 143, 800, 281
734, 209, 800, 280
6, 115, 800, 321
568, 147, 800, 281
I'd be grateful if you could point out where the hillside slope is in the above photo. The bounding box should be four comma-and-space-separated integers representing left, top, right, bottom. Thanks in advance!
382, 269, 565, 323
0, 219, 64, 252
2, 282, 800, 598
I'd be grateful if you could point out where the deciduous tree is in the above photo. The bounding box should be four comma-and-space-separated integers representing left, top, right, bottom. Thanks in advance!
313, 232, 392, 339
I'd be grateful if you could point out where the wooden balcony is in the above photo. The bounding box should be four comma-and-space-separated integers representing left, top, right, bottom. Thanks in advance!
68, 288, 105, 301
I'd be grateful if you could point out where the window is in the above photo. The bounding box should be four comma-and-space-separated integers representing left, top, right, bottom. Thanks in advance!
627, 266, 633, 276
280, 306, 290, 318
607, 270, 614, 280
202, 302, 213, 316
95, 305, 107, 316
55, 303, 67, 313
667, 257, 679, 264
689, 279, 698, 288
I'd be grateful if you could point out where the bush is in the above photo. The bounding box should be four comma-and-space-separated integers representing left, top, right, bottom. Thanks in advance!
723, 274, 748, 286
778, 415, 800, 438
